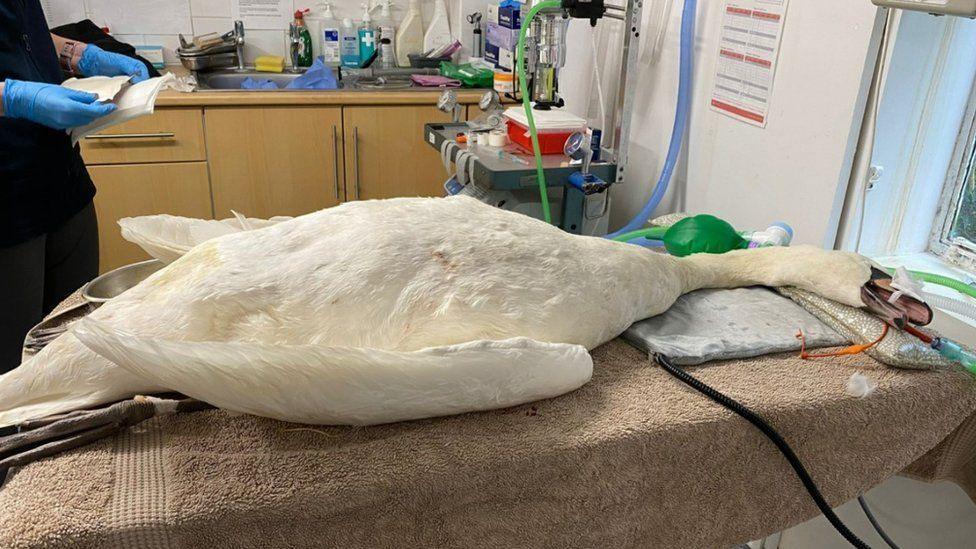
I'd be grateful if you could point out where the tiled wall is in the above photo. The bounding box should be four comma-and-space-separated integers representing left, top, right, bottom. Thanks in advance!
46, 0, 484, 66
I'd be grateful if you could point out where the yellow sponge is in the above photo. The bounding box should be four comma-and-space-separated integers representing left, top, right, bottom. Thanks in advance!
254, 55, 285, 73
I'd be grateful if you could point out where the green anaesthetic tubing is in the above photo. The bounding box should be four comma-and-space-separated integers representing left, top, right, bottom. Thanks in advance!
515, 0, 561, 225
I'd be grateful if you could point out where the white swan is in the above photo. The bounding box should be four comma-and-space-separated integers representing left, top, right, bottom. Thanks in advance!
0, 196, 872, 426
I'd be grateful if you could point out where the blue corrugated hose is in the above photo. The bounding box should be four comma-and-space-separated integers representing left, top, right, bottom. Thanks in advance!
607, 0, 697, 240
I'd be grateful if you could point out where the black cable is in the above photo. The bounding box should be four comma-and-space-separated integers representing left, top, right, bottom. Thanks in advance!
858, 495, 900, 549
654, 353, 871, 549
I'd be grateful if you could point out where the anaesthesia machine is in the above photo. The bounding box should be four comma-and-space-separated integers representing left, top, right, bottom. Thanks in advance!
426, 0, 642, 235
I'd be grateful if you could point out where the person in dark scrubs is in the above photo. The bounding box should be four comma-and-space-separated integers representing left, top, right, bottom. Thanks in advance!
1, 2, 149, 374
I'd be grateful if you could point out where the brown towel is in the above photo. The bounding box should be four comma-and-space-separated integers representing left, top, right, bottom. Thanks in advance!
2, 340, 975, 548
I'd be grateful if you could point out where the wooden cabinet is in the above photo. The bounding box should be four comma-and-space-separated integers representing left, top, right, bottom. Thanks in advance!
83, 100, 478, 270
342, 105, 454, 200
88, 162, 213, 273
80, 108, 206, 165
205, 106, 344, 219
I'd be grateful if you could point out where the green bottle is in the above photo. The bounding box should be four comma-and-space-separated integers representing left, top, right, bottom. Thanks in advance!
293, 10, 314, 67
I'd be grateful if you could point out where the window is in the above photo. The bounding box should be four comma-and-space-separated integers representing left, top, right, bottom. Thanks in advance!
932, 86, 976, 274
951, 155, 976, 244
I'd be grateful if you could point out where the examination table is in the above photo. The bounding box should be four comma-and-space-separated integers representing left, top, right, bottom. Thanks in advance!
2, 327, 976, 548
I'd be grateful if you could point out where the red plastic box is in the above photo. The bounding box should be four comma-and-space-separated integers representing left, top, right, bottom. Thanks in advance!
503, 107, 587, 155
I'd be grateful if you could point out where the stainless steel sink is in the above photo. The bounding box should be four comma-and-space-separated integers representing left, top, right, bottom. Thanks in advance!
195, 69, 337, 91
194, 67, 434, 91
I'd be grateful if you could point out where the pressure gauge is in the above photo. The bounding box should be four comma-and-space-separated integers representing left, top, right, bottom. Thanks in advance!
437, 90, 462, 123
479, 90, 501, 112
437, 90, 458, 113
563, 131, 589, 160
564, 131, 593, 175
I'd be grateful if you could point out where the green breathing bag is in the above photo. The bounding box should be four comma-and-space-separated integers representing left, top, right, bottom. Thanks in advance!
662, 214, 748, 257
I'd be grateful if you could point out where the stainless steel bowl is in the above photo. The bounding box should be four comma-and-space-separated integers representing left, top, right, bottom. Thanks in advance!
179, 52, 239, 72
82, 259, 165, 303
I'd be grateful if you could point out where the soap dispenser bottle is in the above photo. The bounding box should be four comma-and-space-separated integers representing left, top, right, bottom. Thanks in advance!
395, 0, 424, 67
319, 2, 342, 67
373, 0, 397, 60
358, 3, 377, 67
340, 17, 361, 68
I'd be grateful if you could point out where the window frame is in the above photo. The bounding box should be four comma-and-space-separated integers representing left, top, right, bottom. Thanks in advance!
930, 80, 976, 274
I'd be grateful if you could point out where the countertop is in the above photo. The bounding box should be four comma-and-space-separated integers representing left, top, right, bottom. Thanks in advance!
155, 66, 498, 108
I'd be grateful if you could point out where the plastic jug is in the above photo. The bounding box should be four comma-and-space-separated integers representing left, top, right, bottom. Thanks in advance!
423, 0, 453, 53
396, 0, 424, 67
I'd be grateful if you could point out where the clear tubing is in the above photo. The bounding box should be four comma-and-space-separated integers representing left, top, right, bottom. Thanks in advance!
516, 0, 561, 224
913, 270, 976, 300
923, 291, 976, 325
606, 0, 697, 239
883, 267, 976, 300
626, 236, 665, 248
611, 226, 669, 243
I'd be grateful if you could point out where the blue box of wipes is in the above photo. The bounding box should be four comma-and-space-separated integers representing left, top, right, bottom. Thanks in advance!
485, 41, 500, 66
486, 23, 517, 51
498, 3, 521, 29
484, 41, 514, 70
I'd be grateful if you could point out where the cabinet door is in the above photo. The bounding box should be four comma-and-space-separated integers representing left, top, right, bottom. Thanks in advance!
343, 105, 453, 200
206, 106, 344, 219
89, 162, 213, 273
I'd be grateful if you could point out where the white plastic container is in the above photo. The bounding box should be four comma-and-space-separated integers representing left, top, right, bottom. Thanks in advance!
423, 0, 453, 53
318, 2, 341, 67
396, 0, 424, 67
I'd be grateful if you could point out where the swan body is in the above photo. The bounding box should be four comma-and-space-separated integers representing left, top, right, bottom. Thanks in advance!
0, 196, 871, 426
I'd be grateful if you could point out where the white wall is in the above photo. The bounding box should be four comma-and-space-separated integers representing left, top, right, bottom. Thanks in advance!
43, 0, 483, 67
561, 1, 884, 246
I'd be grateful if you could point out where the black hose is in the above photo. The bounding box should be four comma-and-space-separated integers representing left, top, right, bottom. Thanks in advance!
858, 495, 900, 549
654, 354, 871, 549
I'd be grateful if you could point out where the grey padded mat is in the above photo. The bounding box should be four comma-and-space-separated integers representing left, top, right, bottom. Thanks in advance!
623, 286, 848, 365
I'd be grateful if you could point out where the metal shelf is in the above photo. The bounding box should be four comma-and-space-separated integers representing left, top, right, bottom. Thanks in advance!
424, 122, 617, 191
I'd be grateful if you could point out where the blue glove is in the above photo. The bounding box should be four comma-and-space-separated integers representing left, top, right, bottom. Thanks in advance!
78, 44, 150, 83
2, 79, 117, 130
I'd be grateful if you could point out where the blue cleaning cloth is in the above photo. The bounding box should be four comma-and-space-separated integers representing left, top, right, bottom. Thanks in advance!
241, 77, 279, 90
285, 57, 338, 90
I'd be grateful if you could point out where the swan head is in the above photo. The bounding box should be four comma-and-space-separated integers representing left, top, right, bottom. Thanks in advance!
861, 267, 933, 329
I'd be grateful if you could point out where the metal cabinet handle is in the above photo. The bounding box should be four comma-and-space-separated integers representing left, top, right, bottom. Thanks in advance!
352, 126, 361, 200
84, 132, 176, 140
331, 125, 340, 200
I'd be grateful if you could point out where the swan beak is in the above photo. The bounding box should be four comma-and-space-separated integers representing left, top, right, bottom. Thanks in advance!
861, 268, 933, 328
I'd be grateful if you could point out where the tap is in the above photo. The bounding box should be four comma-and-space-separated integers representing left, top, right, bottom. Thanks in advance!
288, 23, 302, 73
233, 20, 246, 71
